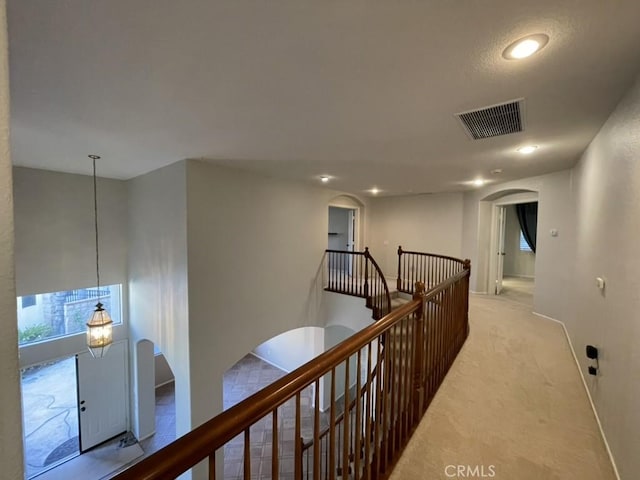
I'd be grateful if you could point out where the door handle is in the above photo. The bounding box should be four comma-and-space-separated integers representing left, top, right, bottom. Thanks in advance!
81, 407, 86, 412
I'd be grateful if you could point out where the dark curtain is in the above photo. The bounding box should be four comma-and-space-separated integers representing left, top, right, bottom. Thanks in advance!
516, 202, 538, 253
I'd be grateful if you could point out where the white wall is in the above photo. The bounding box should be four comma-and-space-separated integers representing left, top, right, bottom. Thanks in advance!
128, 161, 191, 440
12, 167, 128, 296
462, 170, 575, 321
369, 193, 464, 278
253, 327, 324, 373
12, 167, 130, 366
184, 160, 360, 435
0, 0, 24, 475
503, 205, 535, 277
569, 74, 640, 480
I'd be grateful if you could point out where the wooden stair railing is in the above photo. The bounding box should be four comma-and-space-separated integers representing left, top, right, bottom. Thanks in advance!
113, 258, 471, 480
397, 246, 469, 295
325, 247, 392, 320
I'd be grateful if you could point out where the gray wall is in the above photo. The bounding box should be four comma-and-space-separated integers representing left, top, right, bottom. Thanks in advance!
0, 0, 23, 475
369, 193, 464, 277
503, 205, 535, 277
569, 74, 640, 479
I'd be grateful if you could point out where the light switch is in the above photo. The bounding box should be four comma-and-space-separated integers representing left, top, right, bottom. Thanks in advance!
596, 277, 605, 290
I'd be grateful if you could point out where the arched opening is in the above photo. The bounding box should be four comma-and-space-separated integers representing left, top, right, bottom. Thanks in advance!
132, 339, 176, 456
328, 194, 365, 252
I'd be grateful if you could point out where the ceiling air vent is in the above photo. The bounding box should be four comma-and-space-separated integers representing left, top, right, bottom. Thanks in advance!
455, 99, 524, 140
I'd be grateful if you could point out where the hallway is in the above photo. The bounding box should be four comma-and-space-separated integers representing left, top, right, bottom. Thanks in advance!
500, 275, 535, 307
389, 293, 615, 479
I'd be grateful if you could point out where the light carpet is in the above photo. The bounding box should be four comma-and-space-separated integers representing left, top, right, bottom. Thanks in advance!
389, 293, 616, 480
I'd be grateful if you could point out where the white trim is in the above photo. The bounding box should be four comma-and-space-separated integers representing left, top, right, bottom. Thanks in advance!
155, 378, 175, 389
470, 290, 488, 295
249, 351, 291, 374
532, 312, 621, 480
137, 430, 156, 442
504, 274, 535, 279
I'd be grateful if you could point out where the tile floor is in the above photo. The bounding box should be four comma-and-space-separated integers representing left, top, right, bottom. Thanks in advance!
222, 354, 331, 480
138, 382, 176, 459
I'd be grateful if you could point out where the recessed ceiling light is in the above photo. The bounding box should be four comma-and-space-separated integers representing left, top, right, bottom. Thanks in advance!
503, 34, 549, 60
370, 187, 380, 195
320, 175, 330, 183
517, 145, 538, 154
491, 168, 503, 175
472, 179, 485, 187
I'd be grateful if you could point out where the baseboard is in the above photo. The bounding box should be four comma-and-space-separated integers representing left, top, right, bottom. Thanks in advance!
249, 351, 291, 374
470, 290, 488, 295
505, 274, 535, 279
532, 312, 621, 480
155, 379, 175, 389
137, 430, 156, 442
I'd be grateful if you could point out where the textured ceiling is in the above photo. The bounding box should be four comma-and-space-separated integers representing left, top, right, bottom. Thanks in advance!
7, 1, 640, 195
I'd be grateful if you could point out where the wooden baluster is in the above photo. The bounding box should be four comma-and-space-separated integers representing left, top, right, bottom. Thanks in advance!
403, 316, 412, 440
364, 249, 369, 300
412, 282, 425, 421
364, 343, 372, 480
243, 428, 250, 479
272, 408, 279, 480
373, 336, 383, 477
354, 350, 362, 480
388, 323, 397, 461
295, 393, 302, 480
314, 379, 321, 480
342, 359, 351, 480
209, 453, 216, 480
397, 246, 402, 292
330, 368, 336, 480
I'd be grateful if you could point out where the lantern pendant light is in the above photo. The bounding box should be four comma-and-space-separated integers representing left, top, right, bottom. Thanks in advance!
86, 155, 113, 358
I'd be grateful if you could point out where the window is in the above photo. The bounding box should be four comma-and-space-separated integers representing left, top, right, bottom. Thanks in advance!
16, 284, 122, 346
21, 295, 36, 309
519, 231, 532, 252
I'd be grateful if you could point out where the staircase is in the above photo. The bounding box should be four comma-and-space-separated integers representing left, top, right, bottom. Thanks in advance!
113, 248, 471, 480
324, 247, 392, 320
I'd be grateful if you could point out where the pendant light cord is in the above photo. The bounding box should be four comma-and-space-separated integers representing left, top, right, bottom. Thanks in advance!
91, 156, 101, 291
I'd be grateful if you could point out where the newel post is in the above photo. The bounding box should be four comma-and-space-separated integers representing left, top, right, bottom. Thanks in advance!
364, 247, 370, 300
463, 259, 471, 335
397, 246, 403, 291
412, 281, 426, 420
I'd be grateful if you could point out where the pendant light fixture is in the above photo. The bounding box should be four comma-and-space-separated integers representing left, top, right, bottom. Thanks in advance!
86, 154, 113, 358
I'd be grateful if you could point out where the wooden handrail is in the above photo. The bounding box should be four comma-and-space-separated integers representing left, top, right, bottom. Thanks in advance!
397, 245, 467, 265
325, 247, 392, 320
115, 257, 471, 480
115, 301, 423, 480
397, 245, 470, 294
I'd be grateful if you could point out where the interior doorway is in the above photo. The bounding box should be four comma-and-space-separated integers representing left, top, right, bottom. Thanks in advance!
328, 206, 358, 276
491, 201, 538, 304
328, 206, 356, 252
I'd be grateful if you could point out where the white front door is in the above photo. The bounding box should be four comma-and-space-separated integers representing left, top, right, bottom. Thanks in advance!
496, 207, 507, 295
77, 340, 128, 451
